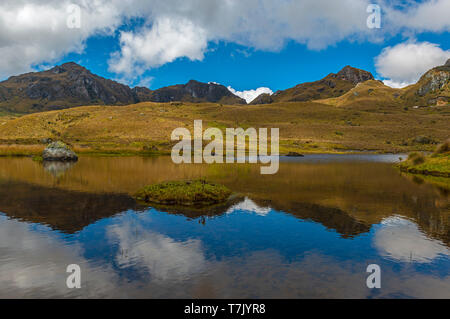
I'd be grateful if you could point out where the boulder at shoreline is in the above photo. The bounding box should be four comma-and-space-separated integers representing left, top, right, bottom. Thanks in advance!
42, 141, 78, 162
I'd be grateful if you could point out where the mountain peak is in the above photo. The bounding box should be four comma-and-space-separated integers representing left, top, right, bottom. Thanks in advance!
49, 62, 88, 75
445, 59, 450, 67
0, 62, 136, 113
60, 61, 84, 68
186, 79, 201, 85
335, 65, 374, 84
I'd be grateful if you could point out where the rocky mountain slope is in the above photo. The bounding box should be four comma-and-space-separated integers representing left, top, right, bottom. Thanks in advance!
147, 80, 246, 104
263, 66, 374, 104
256, 60, 449, 109
317, 59, 450, 109
0, 63, 245, 113
1, 60, 448, 113
0, 62, 138, 113
400, 58, 450, 107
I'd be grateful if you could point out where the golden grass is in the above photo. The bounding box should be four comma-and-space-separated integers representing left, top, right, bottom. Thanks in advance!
134, 179, 232, 206
0, 100, 448, 155
397, 141, 450, 177
0, 144, 45, 156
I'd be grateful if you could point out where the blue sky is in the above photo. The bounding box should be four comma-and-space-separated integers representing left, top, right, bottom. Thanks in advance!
0, 1, 449, 102
63, 31, 449, 93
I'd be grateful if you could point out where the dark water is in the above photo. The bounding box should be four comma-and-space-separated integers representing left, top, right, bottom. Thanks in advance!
0, 155, 448, 298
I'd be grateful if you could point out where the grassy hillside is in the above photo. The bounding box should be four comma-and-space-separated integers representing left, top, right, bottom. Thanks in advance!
270, 66, 374, 103
271, 77, 356, 102
0, 100, 448, 156
317, 80, 402, 108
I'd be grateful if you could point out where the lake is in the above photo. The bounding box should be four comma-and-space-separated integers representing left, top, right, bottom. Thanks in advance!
0, 155, 448, 298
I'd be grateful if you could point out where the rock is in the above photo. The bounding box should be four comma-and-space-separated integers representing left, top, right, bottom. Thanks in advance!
412, 136, 435, 145
42, 141, 78, 161
286, 151, 304, 157
336, 65, 374, 85
148, 80, 246, 104
445, 59, 450, 67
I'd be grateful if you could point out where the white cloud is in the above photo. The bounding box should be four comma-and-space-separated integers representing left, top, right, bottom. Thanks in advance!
108, 17, 208, 78
384, 0, 450, 33
382, 79, 414, 89
0, 0, 129, 78
136, 76, 155, 88
0, 1, 449, 79
375, 41, 450, 87
227, 86, 273, 103
374, 216, 449, 263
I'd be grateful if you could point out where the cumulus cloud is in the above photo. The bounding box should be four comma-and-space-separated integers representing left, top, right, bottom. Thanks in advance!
108, 17, 208, 78
0, 1, 449, 80
384, 0, 450, 33
374, 216, 449, 263
375, 41, 450, 88
0, 0, 128, 78
227, 86, 273, 103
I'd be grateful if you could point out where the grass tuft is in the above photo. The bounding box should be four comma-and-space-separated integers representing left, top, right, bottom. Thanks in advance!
434, 139, 450, 155
408, 152, 426, 165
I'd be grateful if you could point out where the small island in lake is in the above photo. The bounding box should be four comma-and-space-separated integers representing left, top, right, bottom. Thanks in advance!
134, 180, 232, 207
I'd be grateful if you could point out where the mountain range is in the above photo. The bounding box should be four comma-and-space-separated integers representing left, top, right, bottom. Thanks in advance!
0, 60, 449, 114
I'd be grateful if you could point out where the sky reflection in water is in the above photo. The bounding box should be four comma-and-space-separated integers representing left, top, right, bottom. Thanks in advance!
0, 155, 448, 298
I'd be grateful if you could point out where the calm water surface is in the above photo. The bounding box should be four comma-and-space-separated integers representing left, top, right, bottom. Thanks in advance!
0, 155, 448, 298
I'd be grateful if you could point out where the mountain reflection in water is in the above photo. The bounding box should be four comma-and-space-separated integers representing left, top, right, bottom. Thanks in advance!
0, 155, 448, 298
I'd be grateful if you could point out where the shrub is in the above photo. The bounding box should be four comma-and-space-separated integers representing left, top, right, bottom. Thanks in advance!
434, 138, 450, 155
408, 152, 426, 165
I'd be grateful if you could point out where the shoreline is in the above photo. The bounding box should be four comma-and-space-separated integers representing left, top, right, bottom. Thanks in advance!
396, 152, 450, 178
0, 144, 409, 158
397, 164, 450, 178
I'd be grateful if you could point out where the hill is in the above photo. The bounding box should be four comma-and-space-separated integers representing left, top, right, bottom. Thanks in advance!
0, 63, 246, 114
316, 80, 402, 108
250, 61, 450, 108
303, 60, 450, 109
147, 80, 246, 104
399, 59, 450, 107
260, 66, 374, 103
0, 62, 138, 113
0, 98, 448, 156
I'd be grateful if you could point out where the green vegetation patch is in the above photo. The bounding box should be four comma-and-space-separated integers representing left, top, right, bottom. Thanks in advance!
134, 179, 232, 207
397, 140, 450, 177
